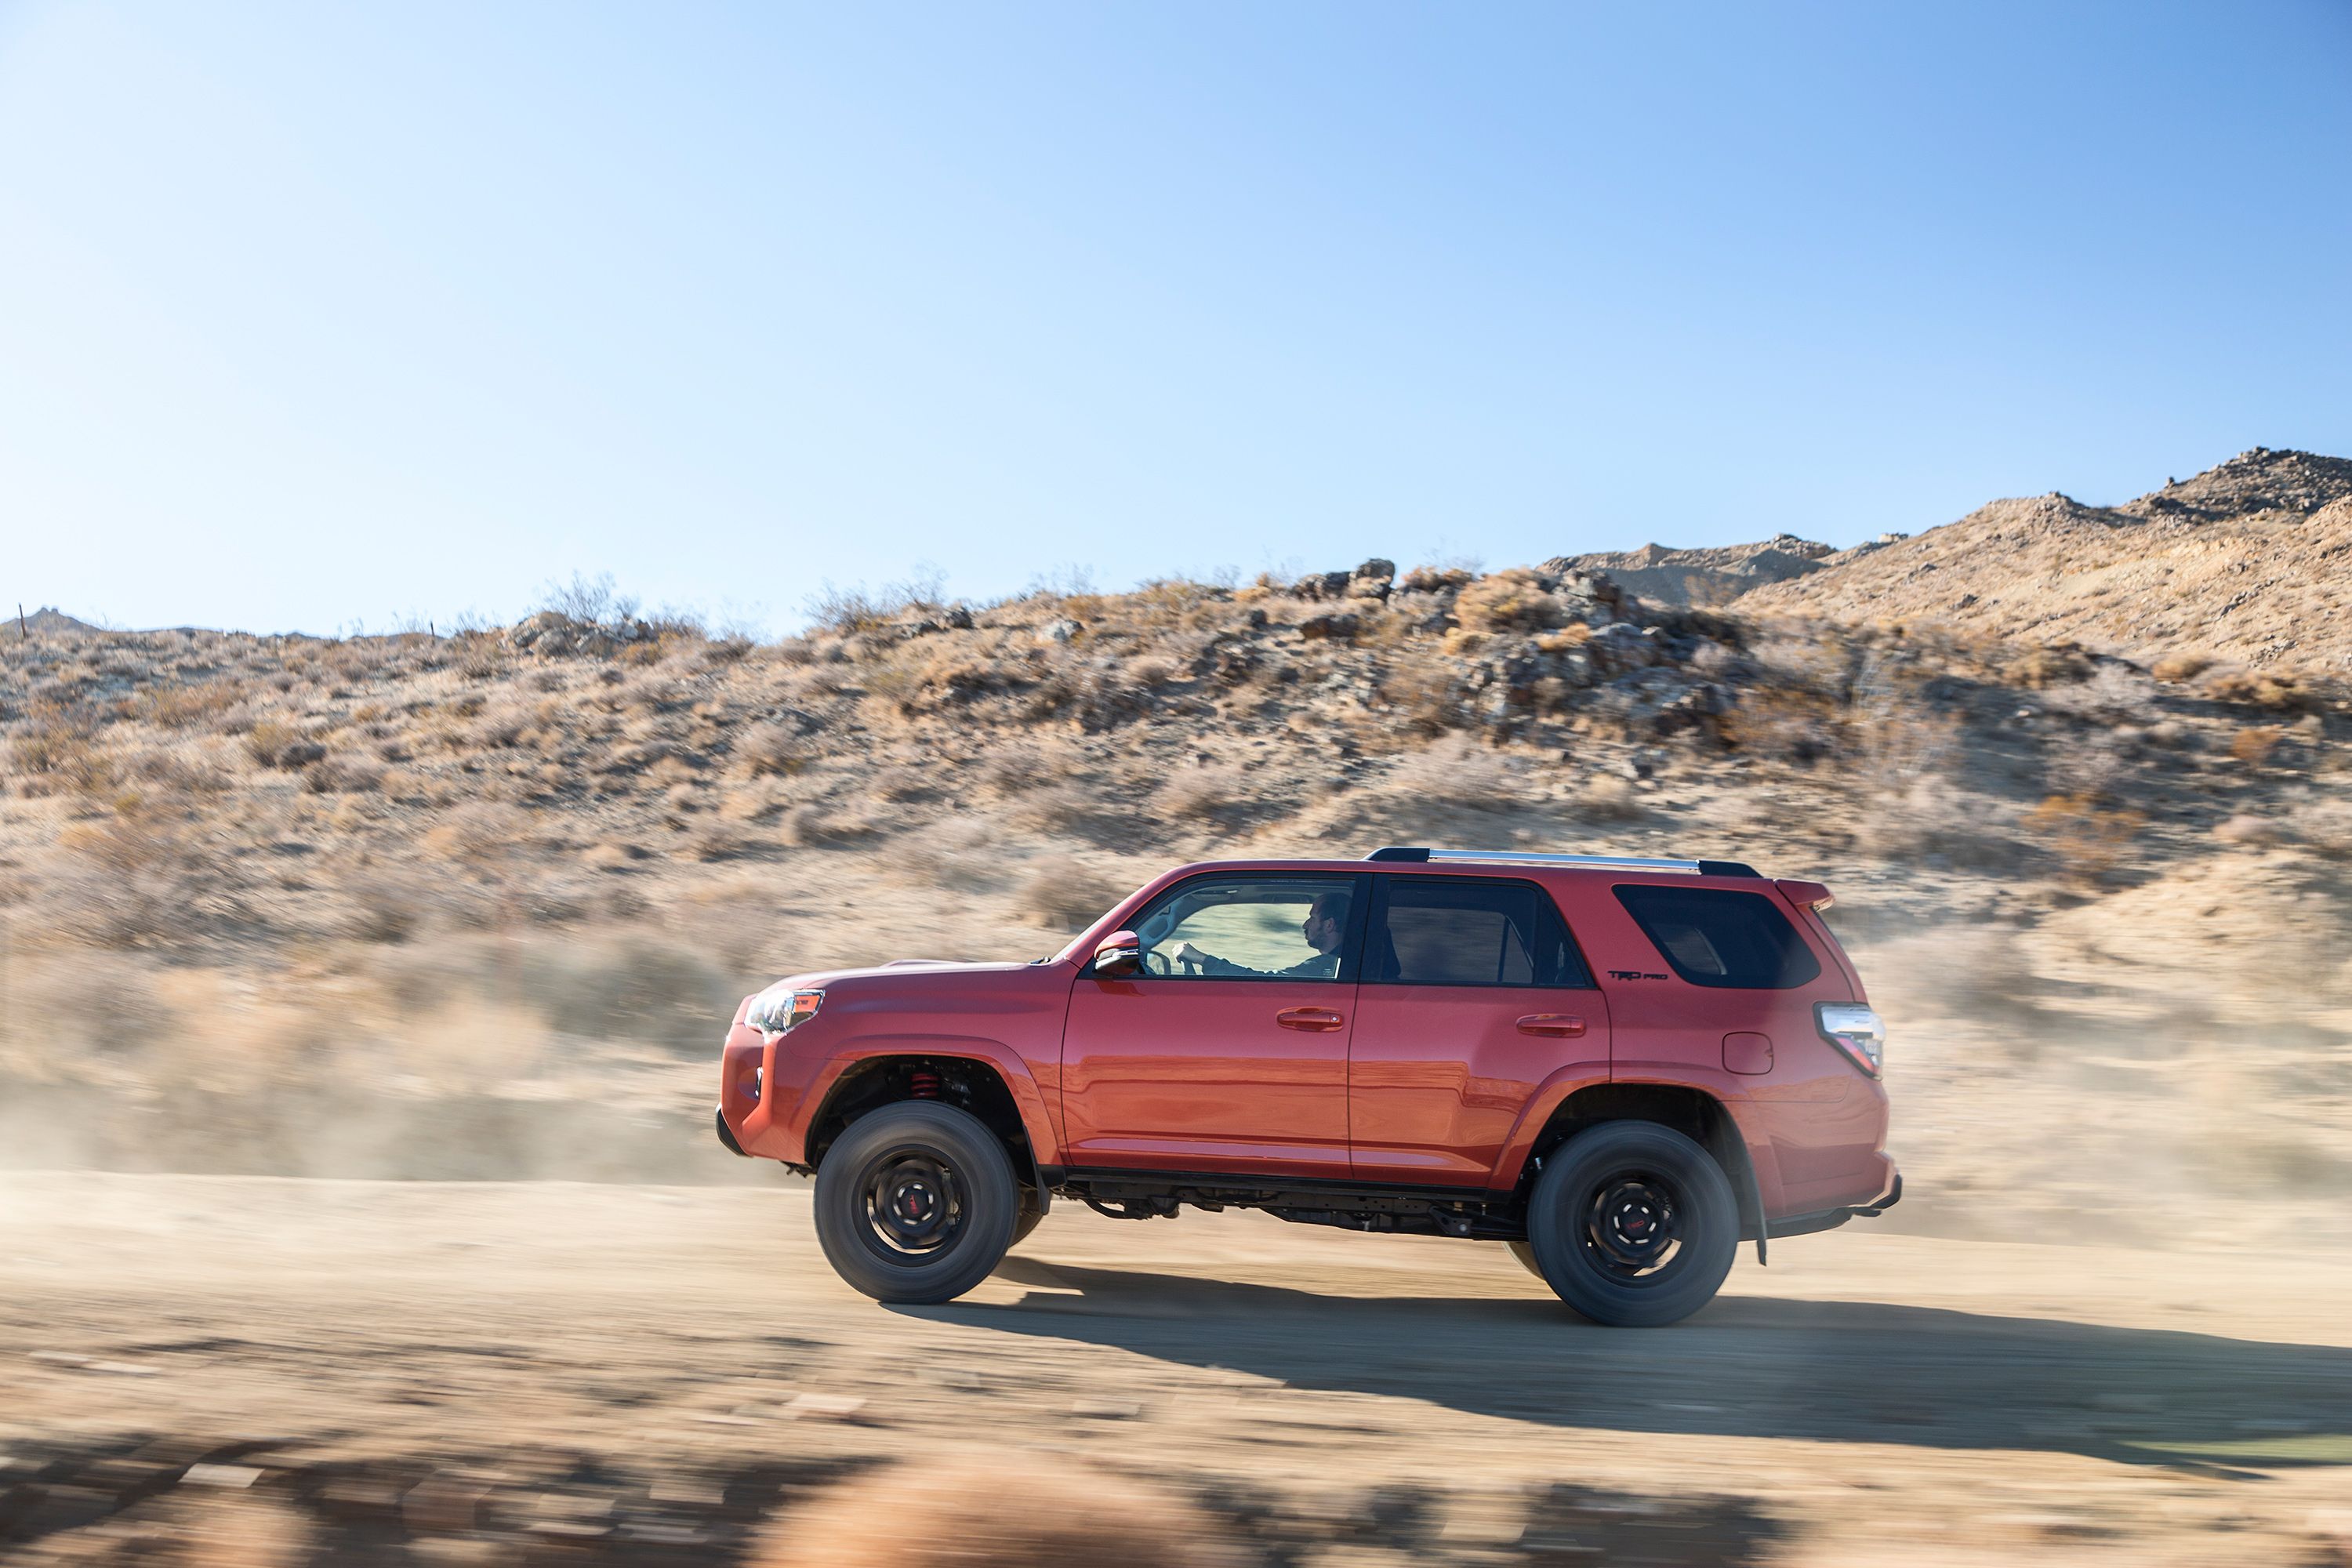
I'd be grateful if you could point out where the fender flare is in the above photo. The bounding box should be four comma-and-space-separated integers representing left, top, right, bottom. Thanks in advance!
1489, 1070, 1781, 1228
1488, 1063, 1613, 1192
797, 1033, 1065, 1174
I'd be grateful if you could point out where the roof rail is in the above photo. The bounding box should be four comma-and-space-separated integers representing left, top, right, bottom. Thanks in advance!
1366, 846, 1760, 877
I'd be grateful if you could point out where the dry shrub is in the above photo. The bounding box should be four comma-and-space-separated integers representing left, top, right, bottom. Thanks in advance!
37, 1489, 315, 1568
2046, 732, 2131, 801
2151, 652, 2214, 684
1002, 781, 1108, 835
865, 645, 1011, 715
469, 697, 537, 749
127, 746, 231, 794
688, 820, 763, 861
9, 699, 111, 784
1577, 772, 1643, 822
1718, 686, 1838, 765
1125, 652, 1182, 688
2201, 665, 2313, 711
1385, 736, 1520, 808
753, 1457, 1227, 1568
243, 719, 324, 770
2041, 662, 2160, 723
301, 755, 386, 793
2229, 724, 2284, 766
419, 801, 534, 867
1452, 569, 1564, 635
779, 800, 888, 847
1018, 854, 1126, 931
2022, 793, 2146, 885
1376, 662, 1461, 736
735, 720, 815, 778
1156, 763, 1254, 822
1853, 778, 2016, 868
454, 632, 510, 680
2286, 794, 2352, 859
2004, 643, 2094, 690
2212, 813, 2280, 848
140, 681, 245, 729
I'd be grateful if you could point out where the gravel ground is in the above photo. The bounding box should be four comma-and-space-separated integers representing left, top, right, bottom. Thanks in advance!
4, 1173, 2350, 1565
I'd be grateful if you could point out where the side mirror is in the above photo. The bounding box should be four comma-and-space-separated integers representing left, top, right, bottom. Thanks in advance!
1092, 930, 1142, 978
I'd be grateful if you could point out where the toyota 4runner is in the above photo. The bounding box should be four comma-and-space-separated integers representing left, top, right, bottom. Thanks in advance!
716, 846, 1899, 1327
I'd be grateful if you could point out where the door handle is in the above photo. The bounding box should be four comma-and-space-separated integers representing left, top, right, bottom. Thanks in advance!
1517, 1014, 1587, 1038
1275, 1007, 1345, 1033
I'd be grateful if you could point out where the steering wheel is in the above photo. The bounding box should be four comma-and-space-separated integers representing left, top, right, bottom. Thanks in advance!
1142, 949, 1173, 978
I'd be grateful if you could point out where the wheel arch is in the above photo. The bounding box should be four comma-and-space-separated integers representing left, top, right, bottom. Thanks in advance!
803, 1045, 1057, 1199
1504, 1081, 1768, 1245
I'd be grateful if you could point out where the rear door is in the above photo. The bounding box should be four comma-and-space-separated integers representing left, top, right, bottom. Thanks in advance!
1346, 874, 1609, 1185
1059, 872, 1367, 1177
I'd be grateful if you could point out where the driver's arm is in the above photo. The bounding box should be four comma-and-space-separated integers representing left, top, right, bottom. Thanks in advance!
1170, 941, 1272, 978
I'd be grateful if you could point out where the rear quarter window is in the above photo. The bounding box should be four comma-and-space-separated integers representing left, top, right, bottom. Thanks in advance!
1612, 884, 1822, 989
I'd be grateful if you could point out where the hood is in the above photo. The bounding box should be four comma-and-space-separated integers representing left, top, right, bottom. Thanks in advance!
752, 957, 1047, 996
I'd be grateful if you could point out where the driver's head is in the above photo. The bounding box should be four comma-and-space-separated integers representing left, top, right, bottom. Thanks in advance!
1302, 891, 1348, 955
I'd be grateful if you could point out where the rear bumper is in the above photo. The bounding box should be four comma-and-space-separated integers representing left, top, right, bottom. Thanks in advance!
1769, 1168, 1902, 1240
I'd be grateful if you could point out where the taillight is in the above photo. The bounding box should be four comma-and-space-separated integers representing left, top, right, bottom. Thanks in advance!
1816, 1003, 1885, 1077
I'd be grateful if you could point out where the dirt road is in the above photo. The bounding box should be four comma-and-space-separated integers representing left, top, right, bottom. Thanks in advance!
4, 1171, 2350, 1565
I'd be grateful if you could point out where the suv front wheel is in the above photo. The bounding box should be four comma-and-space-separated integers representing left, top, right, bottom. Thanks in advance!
1526, 1120, 1738, 1327
813, 1101, 1019, 1304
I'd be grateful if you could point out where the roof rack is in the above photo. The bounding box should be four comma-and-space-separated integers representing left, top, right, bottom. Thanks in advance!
1366, 846, 1760, 877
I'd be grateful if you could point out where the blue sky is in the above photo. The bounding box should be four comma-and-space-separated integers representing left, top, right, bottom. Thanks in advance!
2, 2, 2348, 635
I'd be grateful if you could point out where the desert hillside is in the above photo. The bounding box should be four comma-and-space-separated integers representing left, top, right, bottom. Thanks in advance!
1738, 448, 2352, 673
2, 535, 2349, 1249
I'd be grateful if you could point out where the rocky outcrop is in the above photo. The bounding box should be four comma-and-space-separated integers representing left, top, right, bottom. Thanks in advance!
1744, 448, 2352, 673
1545, 535, 1841, 608
506, 610, 653, 657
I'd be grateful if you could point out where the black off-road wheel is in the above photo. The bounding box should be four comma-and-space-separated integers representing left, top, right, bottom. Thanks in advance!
1505, 1240, 1544, 1279
813, 1102, 1019, 1305
1526, 1120, 1738, 1327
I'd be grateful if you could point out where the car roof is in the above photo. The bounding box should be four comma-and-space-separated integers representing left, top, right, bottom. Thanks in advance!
1154, 855, 1768, 885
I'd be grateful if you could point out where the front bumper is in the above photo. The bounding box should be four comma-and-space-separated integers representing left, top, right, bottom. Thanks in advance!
714, 1105, 748, 1157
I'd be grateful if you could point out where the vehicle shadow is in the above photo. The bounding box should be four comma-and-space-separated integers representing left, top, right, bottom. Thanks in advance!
902, 1259, 2352, 1469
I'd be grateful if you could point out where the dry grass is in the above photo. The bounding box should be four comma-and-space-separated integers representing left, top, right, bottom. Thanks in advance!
2, 562, 2346, 1194
752, 1457, 1227, 1568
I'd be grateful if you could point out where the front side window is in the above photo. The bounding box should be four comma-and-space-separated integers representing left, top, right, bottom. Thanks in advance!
1366, 877, 1595, 988
1127, 876, 1359, 981
1613, 884, 1822, 989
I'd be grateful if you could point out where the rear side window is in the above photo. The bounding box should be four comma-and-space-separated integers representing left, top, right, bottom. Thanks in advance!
1613, 884, 1821, 989
1368, 877, 1594, 988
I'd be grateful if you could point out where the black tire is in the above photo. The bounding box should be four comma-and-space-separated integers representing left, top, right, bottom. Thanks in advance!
1526, 1120, 1738, 1327
1505, 1239, 1544, 1279
1009, 1192, 1046, 1249
812, 1102, 1019, 1305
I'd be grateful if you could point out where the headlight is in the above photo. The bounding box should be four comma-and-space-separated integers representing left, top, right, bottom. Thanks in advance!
1815, 1003, 1885, 1076
747, 986, 824, 1038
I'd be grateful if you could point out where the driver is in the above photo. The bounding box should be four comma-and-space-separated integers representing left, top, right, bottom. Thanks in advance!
1172, 890, 1350, 979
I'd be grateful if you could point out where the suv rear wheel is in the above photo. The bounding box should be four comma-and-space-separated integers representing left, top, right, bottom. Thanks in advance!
813, 1102, 1018, 1304
1526, 1120, 1737, 1327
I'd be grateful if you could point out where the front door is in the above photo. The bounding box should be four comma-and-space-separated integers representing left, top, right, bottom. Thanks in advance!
1347, 874, 1610, 1185
1060, 872, 1367, 1177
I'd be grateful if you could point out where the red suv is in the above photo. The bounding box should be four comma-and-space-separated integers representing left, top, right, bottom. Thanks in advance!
716, 848, 1898, 1326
